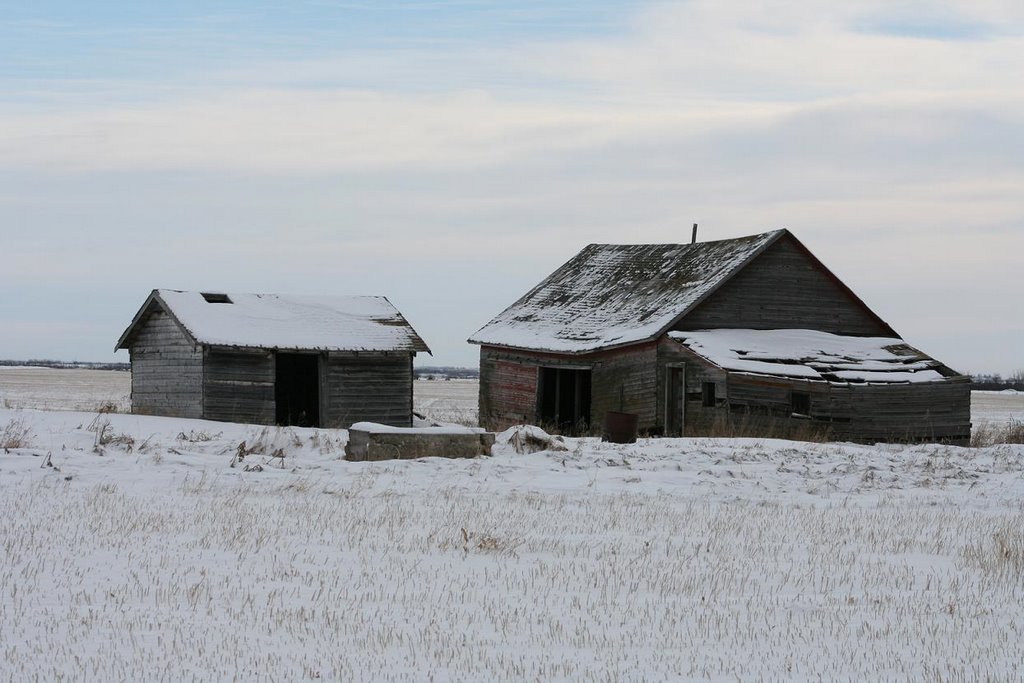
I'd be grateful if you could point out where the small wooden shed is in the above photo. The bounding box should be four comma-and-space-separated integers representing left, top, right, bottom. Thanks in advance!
116, 289, 430, 428
468, 229, 971, 443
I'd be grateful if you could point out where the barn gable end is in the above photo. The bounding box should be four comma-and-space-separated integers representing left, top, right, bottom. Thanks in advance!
675, 233, 896, 336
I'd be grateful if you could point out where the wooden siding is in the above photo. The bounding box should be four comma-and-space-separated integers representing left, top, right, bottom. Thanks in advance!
478, 354, 540, 431
590, 344, 658, 430
322, 352, 413, 428
656, 339, 728, 435
676, 234, 893, 336
202, 349, 275, 424
834, 381, 971, 443
722, 371, 971, 443
478, 344, 659, 433
481, 337, 970, 443
129, 309, 202, 418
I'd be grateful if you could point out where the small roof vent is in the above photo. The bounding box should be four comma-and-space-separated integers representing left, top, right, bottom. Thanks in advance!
201, 292, 232, 304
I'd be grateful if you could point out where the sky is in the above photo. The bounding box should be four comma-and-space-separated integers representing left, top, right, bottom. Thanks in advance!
1, 1, 1021, 374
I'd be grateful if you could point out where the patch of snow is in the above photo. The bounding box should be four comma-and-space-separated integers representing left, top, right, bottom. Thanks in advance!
349, 421, 485, 435
138, 289, 428, 352
496, 424, 569, 453
831, 369, 945, 383
671, 328, 948, 383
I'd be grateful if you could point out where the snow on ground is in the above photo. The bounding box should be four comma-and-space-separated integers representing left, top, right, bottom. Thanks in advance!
973, 390, 1024, 427
2, 405, 1024, 680
0, 367, 131, 413
412, 378, 479, 425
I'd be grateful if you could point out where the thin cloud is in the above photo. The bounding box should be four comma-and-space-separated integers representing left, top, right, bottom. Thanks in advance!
0, 0, 1021, 371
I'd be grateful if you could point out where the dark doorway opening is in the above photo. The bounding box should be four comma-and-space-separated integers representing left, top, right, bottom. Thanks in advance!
275, 353, 320, 427
666, 366, 685, 436
538, 367, 591, 433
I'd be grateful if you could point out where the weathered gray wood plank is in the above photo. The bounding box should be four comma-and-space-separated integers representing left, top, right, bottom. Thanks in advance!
676, 235, 894, 336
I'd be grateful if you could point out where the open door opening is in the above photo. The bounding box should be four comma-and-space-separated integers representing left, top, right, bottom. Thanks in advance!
665, 365, 685, 436
275, 353, 320, 427
538, 367, 591, 434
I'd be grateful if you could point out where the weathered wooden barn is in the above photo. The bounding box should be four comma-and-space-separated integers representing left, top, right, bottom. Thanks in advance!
116, 289, 430, 428
469, 229, 971, 443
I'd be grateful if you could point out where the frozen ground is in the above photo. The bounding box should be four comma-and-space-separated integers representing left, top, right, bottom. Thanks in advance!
2, 405, 1024, 680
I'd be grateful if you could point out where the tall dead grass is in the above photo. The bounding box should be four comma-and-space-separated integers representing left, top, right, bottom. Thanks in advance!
1, 418, 34, 450
971, 419, 1024, 447
3, 477, 1023, 680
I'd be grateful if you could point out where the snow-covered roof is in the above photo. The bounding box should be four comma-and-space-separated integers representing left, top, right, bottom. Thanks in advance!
117, 289, 430, 353
669, 329, 956, 384
469, 230, 784, 354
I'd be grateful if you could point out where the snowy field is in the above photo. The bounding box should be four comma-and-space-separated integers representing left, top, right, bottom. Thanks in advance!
972, 390, 1024, 427
0, 368, 480, 424
0, 367, 132, 413
2, 370, 1024, 679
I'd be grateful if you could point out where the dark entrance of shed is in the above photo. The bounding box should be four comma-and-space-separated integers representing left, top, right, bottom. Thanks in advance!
275, 353, 320, 427
538, 367, 591, 433
665, 365, 686, 436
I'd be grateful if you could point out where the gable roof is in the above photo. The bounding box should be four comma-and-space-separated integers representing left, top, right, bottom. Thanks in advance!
116, 289, 430, 354
469, 230, 787, 354
669, 329, 959, 384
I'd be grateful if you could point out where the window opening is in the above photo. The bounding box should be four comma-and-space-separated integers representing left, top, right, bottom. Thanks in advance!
201, 292, 232, 304
702, 382, 717, 407
791, 391, 811, 416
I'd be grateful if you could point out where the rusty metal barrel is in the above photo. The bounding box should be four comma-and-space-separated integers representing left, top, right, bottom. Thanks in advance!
602, 411, 639, 444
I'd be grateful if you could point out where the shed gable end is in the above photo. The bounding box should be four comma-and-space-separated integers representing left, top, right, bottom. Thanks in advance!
128, 302, 203, 418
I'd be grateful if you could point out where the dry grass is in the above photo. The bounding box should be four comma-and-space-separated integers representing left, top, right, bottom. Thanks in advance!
1, 418, 34, 450
2, 477, 1023, 680
971, 419, 1024, 447
94, 400, 121, 414
176, 429, 223, 443
230, 426, 303, 469
308, 430, 344, 455
87, 415, 136, 451
962, 524, 1024, 579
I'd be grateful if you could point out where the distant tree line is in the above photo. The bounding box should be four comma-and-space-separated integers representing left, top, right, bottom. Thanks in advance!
971, 370, 1024, 391
0, 359, 130, 371
414, 366, 479, 380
